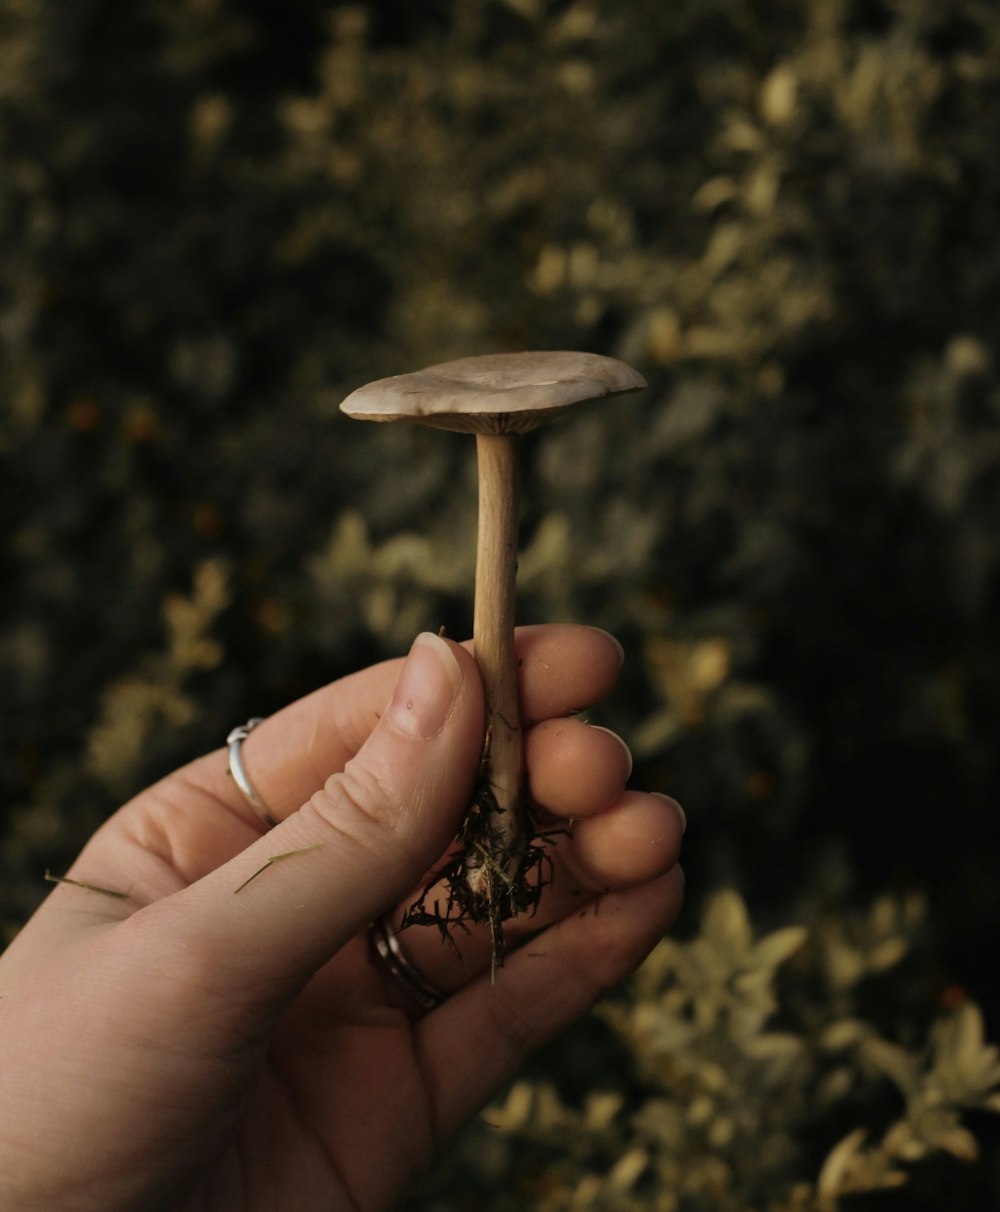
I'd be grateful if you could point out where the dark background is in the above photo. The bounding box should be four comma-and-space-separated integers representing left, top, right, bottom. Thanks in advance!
3, 1, 1000, 1206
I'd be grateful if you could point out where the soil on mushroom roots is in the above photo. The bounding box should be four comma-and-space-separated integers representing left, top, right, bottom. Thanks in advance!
400, 778, 558, 974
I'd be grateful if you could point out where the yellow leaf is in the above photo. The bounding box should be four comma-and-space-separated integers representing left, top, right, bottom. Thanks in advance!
702, 888, 753, 955
936, 1125, 979, 1162
821, 1019, 870, 1051
608, 1147, 649, 1192
861, 1036, 920, 1097
817, 1127, 868, 1200
760, 64, 799, 126
749, 925, 808, 972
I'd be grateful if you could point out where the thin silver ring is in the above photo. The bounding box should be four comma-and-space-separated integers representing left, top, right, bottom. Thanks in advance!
227, 718, 279, 829
370, 916, 446, 1011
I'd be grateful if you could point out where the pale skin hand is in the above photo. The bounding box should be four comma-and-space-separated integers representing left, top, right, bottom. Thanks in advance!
0, 624, 685, 1212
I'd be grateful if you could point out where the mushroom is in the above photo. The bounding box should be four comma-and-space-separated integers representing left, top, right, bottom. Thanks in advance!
340, 350, 646, 957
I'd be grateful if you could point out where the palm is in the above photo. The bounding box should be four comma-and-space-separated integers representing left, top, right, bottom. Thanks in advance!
210, 944, 436, 1210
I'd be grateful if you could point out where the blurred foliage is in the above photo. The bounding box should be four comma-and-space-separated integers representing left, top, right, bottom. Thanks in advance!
3, 0, 1000, 1204
406, 890, 1000, 1210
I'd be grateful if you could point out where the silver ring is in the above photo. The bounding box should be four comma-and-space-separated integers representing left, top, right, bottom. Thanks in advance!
226, 718, 279, 829
370, 916, 445, 1011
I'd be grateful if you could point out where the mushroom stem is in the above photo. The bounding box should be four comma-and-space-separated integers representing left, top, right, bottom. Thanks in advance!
470, 431, 528, 893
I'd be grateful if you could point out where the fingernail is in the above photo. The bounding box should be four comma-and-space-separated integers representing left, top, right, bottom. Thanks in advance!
388, 633, 463, 739
653, 792, 687, 835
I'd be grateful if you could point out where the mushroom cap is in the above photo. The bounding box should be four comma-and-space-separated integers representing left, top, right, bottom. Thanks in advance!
339, 350, 647, 434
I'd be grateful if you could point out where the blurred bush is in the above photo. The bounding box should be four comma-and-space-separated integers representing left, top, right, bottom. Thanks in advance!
3, 0, 1000, 1204
407, 890, 1000, 1210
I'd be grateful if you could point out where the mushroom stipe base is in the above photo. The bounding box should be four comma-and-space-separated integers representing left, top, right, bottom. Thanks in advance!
400, 776, 561, 977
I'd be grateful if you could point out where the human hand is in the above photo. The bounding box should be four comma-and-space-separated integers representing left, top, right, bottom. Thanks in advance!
0, 625, 685, 1211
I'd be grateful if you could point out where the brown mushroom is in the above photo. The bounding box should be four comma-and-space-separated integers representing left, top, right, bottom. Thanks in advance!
340, 350, 646, 958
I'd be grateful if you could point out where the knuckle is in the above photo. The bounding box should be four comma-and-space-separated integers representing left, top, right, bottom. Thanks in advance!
305, 758, 398, 850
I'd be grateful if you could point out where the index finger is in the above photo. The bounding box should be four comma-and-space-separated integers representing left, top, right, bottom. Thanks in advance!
184, 623, 624, 827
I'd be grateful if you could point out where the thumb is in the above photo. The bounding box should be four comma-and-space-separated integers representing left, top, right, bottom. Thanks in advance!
163, 632, 484, 992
